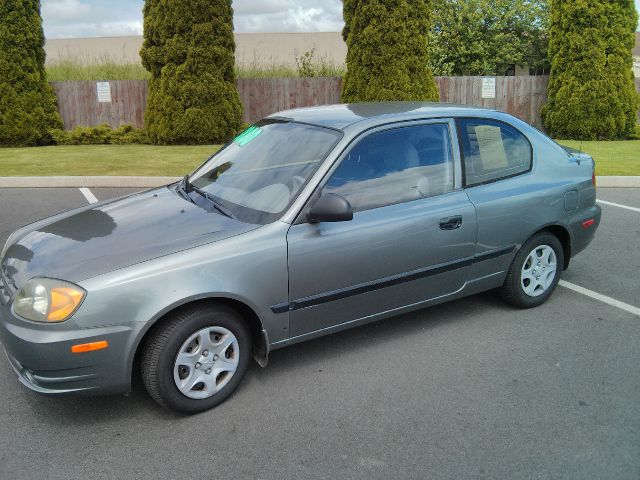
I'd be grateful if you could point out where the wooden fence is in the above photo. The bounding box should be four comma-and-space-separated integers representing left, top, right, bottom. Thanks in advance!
52, 80, 149, 131
236, 77, 343, 126
51, 78, 343, 130
436, 76, 549, 128
51, 76, 640, 131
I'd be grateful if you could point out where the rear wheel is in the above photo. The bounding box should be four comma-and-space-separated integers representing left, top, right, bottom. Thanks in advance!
141, 304, 250, 413
501, 233, 564, 308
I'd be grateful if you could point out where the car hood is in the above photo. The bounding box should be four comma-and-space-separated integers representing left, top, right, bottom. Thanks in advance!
1, 187, 259, 288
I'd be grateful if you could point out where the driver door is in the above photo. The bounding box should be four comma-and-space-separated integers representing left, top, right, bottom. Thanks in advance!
285, 120, 477, 339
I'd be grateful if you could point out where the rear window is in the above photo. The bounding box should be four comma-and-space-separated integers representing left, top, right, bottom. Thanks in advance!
457, 118, 532, 187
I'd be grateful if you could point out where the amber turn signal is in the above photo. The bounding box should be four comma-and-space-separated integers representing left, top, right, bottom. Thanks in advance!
48, 287, 85, 322
71, 341, 109, 354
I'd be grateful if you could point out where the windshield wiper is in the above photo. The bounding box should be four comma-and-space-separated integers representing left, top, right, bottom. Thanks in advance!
182, 175, 236, 219
176, 175, 193, 203
176, 175, 196, 204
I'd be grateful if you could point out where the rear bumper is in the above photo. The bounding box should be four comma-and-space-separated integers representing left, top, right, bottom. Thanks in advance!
569, 204, 602, 258
0, 296, 138, 396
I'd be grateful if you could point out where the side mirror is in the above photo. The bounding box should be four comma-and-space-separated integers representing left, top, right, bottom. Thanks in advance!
307, 193, 353, 223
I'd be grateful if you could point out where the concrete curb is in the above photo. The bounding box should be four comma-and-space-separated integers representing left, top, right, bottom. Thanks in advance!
0, 176, 180, 188
0, 176, 638, 188
596, 176, 640, 188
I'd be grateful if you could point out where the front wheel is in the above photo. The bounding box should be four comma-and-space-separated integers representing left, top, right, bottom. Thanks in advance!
141, 305, 250, 413
500, 233, 564, 308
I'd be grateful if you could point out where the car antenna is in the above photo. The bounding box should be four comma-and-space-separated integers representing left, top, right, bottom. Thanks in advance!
575, 139, 583, 165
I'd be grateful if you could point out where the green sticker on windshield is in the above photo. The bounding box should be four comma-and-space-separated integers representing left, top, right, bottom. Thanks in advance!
234, 126, 262, 146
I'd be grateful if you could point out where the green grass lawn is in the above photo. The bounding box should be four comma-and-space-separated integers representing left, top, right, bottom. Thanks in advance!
0, 140, 637, 177
556, 140, 640, 176
0, 145, 221, 177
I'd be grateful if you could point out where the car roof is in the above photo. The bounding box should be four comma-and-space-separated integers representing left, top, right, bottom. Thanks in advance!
266, 102, 498, 130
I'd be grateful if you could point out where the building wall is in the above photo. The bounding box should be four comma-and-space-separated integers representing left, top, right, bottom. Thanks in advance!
44, 32, 640, 77
45, 35, 144, 64
45, 33, 347, 68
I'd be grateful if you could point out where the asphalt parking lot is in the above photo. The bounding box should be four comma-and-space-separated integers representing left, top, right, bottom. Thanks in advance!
0, 186, 639, 480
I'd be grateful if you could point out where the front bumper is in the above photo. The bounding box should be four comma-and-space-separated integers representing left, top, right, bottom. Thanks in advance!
0, 291, 137, 396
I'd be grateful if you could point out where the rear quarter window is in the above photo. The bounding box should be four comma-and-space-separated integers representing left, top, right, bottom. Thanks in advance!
457, 118, 532, 187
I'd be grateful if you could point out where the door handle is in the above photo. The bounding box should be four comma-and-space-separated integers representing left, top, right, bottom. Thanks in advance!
439, 216, 462, 230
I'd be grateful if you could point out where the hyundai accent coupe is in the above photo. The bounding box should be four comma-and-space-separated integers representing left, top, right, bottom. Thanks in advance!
0, 103, 601, 413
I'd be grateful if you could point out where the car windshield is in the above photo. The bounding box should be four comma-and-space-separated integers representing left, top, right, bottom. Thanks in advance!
189, 120, 342, 224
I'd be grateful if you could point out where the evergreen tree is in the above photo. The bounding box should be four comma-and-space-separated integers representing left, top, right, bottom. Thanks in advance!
542, 0, 639, 140
341, 0, 440, 103
0, 0, 62, 146
141, 0, 242, 144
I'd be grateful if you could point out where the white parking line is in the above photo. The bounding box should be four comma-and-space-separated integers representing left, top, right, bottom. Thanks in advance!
559, 280, 640, 317
79, 187, 98, 204
596, 199, 640, 213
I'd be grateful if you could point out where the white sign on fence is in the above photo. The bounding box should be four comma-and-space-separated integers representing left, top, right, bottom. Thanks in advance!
96, 82, 112, 103
481, 77, 496, 99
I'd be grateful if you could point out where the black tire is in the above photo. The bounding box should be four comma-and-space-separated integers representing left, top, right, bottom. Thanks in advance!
500, 232, 564, 309
141, 304, 250, 413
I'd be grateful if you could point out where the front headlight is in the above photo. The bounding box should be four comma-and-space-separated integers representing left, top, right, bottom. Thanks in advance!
14, 278, 86, 323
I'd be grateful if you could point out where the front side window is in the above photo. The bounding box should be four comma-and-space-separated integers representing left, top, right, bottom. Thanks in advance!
323, 123, 454, 212
458, 118, 532, 187
190, 120, 342, 224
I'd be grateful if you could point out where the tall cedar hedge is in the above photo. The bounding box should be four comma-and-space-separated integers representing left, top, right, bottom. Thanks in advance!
0, 0, 62, 146
542, 0, 639, 140
140, 0, 242, 144
341, 0, 440, 102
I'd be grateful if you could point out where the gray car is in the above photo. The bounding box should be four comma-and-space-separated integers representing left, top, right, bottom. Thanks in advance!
0, 103, 601, 413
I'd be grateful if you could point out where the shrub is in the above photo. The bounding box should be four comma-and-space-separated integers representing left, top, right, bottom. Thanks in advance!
50, 124, 149, 145
295, 49, 343, 78
341, 0, 439, 103
140, 0, 242, 145
295, 50, 317, 78
0, 0, 63, 146
109, 124, 150, 145
68, 124, 112, 145
541, 0, 639, 140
